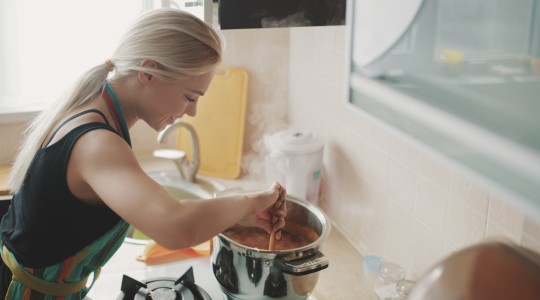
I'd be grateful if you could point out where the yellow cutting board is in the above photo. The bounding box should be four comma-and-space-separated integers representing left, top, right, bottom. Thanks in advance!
177, 66, 248, 179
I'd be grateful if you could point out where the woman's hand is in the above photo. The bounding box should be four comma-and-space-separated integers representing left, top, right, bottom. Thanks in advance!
239, 182, 287, 234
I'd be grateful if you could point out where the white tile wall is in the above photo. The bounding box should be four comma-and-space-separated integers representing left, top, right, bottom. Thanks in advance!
288, 25, 540, 279
219, 28, 291, 180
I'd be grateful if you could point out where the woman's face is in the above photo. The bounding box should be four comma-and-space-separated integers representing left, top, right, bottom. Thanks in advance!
139, 68, 216, 131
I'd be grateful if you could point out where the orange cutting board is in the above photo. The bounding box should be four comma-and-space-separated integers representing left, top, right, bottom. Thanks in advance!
177, 66, 248, 179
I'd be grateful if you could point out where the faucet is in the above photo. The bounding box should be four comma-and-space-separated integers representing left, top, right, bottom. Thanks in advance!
154, 120, 200, 182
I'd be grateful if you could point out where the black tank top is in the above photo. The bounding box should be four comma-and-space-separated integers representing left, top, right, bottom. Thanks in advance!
0, 110, 127, 268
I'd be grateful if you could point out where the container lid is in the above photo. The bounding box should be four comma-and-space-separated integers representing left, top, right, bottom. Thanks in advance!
265, 129, 324, 155
363, 255, 385, 279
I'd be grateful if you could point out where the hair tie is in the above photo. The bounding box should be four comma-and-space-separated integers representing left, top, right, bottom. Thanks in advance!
104, 60, 114, 72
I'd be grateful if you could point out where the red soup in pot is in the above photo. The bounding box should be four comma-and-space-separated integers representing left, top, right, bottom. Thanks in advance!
222, 222, 320, 251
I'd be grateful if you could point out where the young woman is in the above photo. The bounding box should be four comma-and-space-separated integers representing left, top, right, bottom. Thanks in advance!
0, 8, 286, 299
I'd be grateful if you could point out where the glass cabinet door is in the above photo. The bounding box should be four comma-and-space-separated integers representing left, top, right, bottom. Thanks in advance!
349, 0, 540, 215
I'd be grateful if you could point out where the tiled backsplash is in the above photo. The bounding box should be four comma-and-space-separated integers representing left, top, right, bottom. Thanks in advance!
288, 25, 540, 278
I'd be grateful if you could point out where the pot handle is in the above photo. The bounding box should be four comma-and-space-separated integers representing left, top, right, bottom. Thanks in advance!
274, 251, 329, 276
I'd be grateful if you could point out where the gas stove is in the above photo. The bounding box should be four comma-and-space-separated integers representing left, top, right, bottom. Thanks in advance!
85, 243, 223, 300
117, 267, 212, 300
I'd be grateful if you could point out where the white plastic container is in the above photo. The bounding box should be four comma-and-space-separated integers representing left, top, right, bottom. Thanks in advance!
264, 129, 324, 205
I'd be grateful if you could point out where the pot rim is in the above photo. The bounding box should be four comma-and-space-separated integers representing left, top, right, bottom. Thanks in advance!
217, 195, 331, 255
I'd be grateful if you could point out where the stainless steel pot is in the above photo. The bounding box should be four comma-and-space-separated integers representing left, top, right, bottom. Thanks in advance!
408, 240, 540, 300
211, 195, 331, 300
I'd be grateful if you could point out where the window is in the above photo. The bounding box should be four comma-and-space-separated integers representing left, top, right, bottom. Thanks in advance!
0, 0, 210, 114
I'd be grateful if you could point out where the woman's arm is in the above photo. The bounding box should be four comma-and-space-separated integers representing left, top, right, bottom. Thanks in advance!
68, 130, 286, 249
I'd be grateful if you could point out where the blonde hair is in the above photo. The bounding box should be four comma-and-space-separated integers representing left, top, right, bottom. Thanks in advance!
8, 8, 222, 192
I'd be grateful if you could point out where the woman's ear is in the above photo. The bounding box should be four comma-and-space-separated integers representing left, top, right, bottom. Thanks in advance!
138, 59, 157, 86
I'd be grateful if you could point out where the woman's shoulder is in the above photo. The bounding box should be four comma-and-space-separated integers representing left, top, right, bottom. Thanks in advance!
43, 108, 112, 147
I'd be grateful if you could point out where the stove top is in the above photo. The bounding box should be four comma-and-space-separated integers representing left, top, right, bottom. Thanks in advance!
117, 267, 212, 300
85, 243, 223, 300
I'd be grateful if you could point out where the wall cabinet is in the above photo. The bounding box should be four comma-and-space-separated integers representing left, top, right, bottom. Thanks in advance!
348, 0, 540, 216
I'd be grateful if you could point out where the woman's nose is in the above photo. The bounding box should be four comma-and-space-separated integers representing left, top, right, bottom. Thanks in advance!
186, 102, 197, 117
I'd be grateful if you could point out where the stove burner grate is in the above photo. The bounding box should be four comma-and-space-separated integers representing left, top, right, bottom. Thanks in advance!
117, 266, 212, 300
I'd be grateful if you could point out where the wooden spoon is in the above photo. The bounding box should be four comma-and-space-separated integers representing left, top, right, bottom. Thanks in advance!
268, 223, 278, 251
268, 189, 284, 251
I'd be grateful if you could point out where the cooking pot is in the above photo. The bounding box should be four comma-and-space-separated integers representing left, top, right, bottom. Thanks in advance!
408, 240, 540, 300
211, 195, 331, 300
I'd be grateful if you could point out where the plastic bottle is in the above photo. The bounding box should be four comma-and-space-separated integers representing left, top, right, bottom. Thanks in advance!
374, 262, 406, 300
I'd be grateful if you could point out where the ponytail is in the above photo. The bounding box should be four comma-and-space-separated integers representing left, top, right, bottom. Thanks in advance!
8, 63, 111, 192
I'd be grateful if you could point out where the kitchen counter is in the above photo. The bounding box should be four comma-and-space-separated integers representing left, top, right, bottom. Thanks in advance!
310, 227, 371, 299
87, 157, 372, 299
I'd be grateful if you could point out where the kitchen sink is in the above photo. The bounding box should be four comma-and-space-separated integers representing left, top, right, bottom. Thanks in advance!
124, 170, 226, 244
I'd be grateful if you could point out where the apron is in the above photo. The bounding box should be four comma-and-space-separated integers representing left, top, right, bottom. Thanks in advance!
0, 82, 132, 299
0, 221, 128, 299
